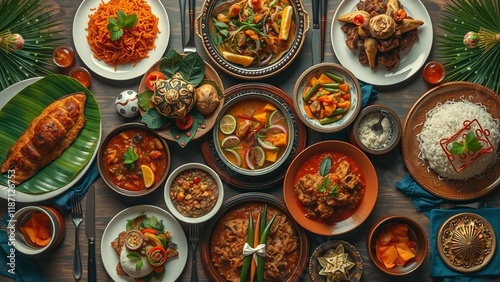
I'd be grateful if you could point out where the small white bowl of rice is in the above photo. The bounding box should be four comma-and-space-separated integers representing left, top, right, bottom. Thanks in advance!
416, 100, 500, 180
350, 104, 402, 156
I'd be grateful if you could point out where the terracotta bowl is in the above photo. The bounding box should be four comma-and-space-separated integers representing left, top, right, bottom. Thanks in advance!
293, 63, 362, 133
97, 123, 170, 197
164, 163, 224, 224
11, 205, 66, 255
200, 192, 309, 281
367, 215, 428, 276
283, 140, 378, 236
196, 0, 310, 79
350, 104, 402, 155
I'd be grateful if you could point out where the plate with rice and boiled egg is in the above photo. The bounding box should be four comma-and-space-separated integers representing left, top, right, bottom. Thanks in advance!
402, 81, 500, 201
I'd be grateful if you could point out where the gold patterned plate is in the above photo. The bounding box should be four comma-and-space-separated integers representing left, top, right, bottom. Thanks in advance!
309, 240, 363, 282
437, 212, 496, 273
402, 82, 500, 201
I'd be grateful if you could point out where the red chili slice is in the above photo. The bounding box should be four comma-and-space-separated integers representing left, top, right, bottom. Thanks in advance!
175, 114, 194, 130
145, 71, 166, 91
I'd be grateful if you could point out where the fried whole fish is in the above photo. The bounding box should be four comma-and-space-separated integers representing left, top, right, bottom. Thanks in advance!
0, 93, 87, 185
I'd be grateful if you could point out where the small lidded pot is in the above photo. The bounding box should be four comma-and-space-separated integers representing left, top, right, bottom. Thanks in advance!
9, 205, 66, 255
350, 104, 402, 155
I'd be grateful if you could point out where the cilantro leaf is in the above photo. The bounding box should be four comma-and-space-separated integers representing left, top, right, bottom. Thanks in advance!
450, 131, 483, 155
449, 141, 466, 155
107, 10, 138, 41
465, 131, 482, 152
330, 184, 339, 197
123, 147, 138, 169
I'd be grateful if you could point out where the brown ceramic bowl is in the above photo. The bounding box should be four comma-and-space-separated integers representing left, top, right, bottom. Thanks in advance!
350, 104, 402, 155
196, 0, 310, 79
283, 140, 378, 236
200, 192, 309, 281
367, 215, 428, 276
293, 63, 362, 133
97, 123, 170, 197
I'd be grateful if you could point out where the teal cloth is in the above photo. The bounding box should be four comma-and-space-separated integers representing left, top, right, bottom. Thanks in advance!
0, 160, 97, 281
48, 160, 98, 213
396, 173, 445, 217
323, 82, 378, 141
430, 208, 500, 281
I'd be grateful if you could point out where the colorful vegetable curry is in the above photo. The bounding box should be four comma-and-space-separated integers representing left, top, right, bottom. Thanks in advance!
210, 0, 297, 67
217, 98, 289, 171
103, 128, 167, 191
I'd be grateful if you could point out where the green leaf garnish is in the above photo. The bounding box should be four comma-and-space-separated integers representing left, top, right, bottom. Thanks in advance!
137, 90, 154, 110
123, 147, 138, 169
107, 10, 138, 41
127, 252, 141, 261
450, 131, 483, 155
141, 108, 169, 129
127, 251, 144, 270
319, 156, 332, 177
330, 184, 339, 197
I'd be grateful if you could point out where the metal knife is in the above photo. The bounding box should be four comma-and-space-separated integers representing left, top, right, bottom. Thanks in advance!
85, 184, 96, 281
311, 0, 321, 64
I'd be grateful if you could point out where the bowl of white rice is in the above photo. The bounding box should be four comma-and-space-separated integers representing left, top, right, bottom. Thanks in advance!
402, 81, 500, 201
350, 104, 402, 155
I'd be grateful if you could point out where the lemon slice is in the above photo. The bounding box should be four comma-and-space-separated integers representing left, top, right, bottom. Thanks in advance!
221, 135, 240, 148
224, 148, 242, 167
279, 6, 293, 40
222, 51, 254, 67
141, 165, 155, 188
220, 114, 237, 135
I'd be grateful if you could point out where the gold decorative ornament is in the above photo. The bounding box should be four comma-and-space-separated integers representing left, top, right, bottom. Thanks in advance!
437, 212, 496, 273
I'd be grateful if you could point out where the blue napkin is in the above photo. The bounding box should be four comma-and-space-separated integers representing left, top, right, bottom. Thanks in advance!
430, 208, 500, 281
323, 82, 378, 141
0, 160, 98, 281
396, 174, 446, 217
47, 160, 99, 214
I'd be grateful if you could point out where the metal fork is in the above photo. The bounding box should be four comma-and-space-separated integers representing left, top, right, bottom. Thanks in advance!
71, 194, 83, 280
183, 0, 197, 54
440, 201, 487, 210
189, 224, 200, 282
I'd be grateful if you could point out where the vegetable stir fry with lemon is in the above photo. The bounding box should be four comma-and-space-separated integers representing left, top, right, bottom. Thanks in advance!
210, 0, 296, 67
218, 100, 289, 170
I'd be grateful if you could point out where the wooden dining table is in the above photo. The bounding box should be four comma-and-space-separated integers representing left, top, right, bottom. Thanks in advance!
1, 0, 499, 281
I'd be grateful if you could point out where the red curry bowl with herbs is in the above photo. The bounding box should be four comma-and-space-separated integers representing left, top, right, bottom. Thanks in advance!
98, 123, 170, 196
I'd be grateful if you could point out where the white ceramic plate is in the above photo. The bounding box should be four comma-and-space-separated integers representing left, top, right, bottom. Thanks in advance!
0, 77, 101, 202
101, 205, 188, 282
72, 0, 170, 81
331, 0, 432, 86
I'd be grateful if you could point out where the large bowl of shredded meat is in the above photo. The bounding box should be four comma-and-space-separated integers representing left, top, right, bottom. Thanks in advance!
200, 192, 309, 281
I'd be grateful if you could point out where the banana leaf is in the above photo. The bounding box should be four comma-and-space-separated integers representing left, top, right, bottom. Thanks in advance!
0, 74, 101, 194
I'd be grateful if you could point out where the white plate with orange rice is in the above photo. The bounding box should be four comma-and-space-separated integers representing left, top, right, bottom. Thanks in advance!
73, 0, 170, 81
